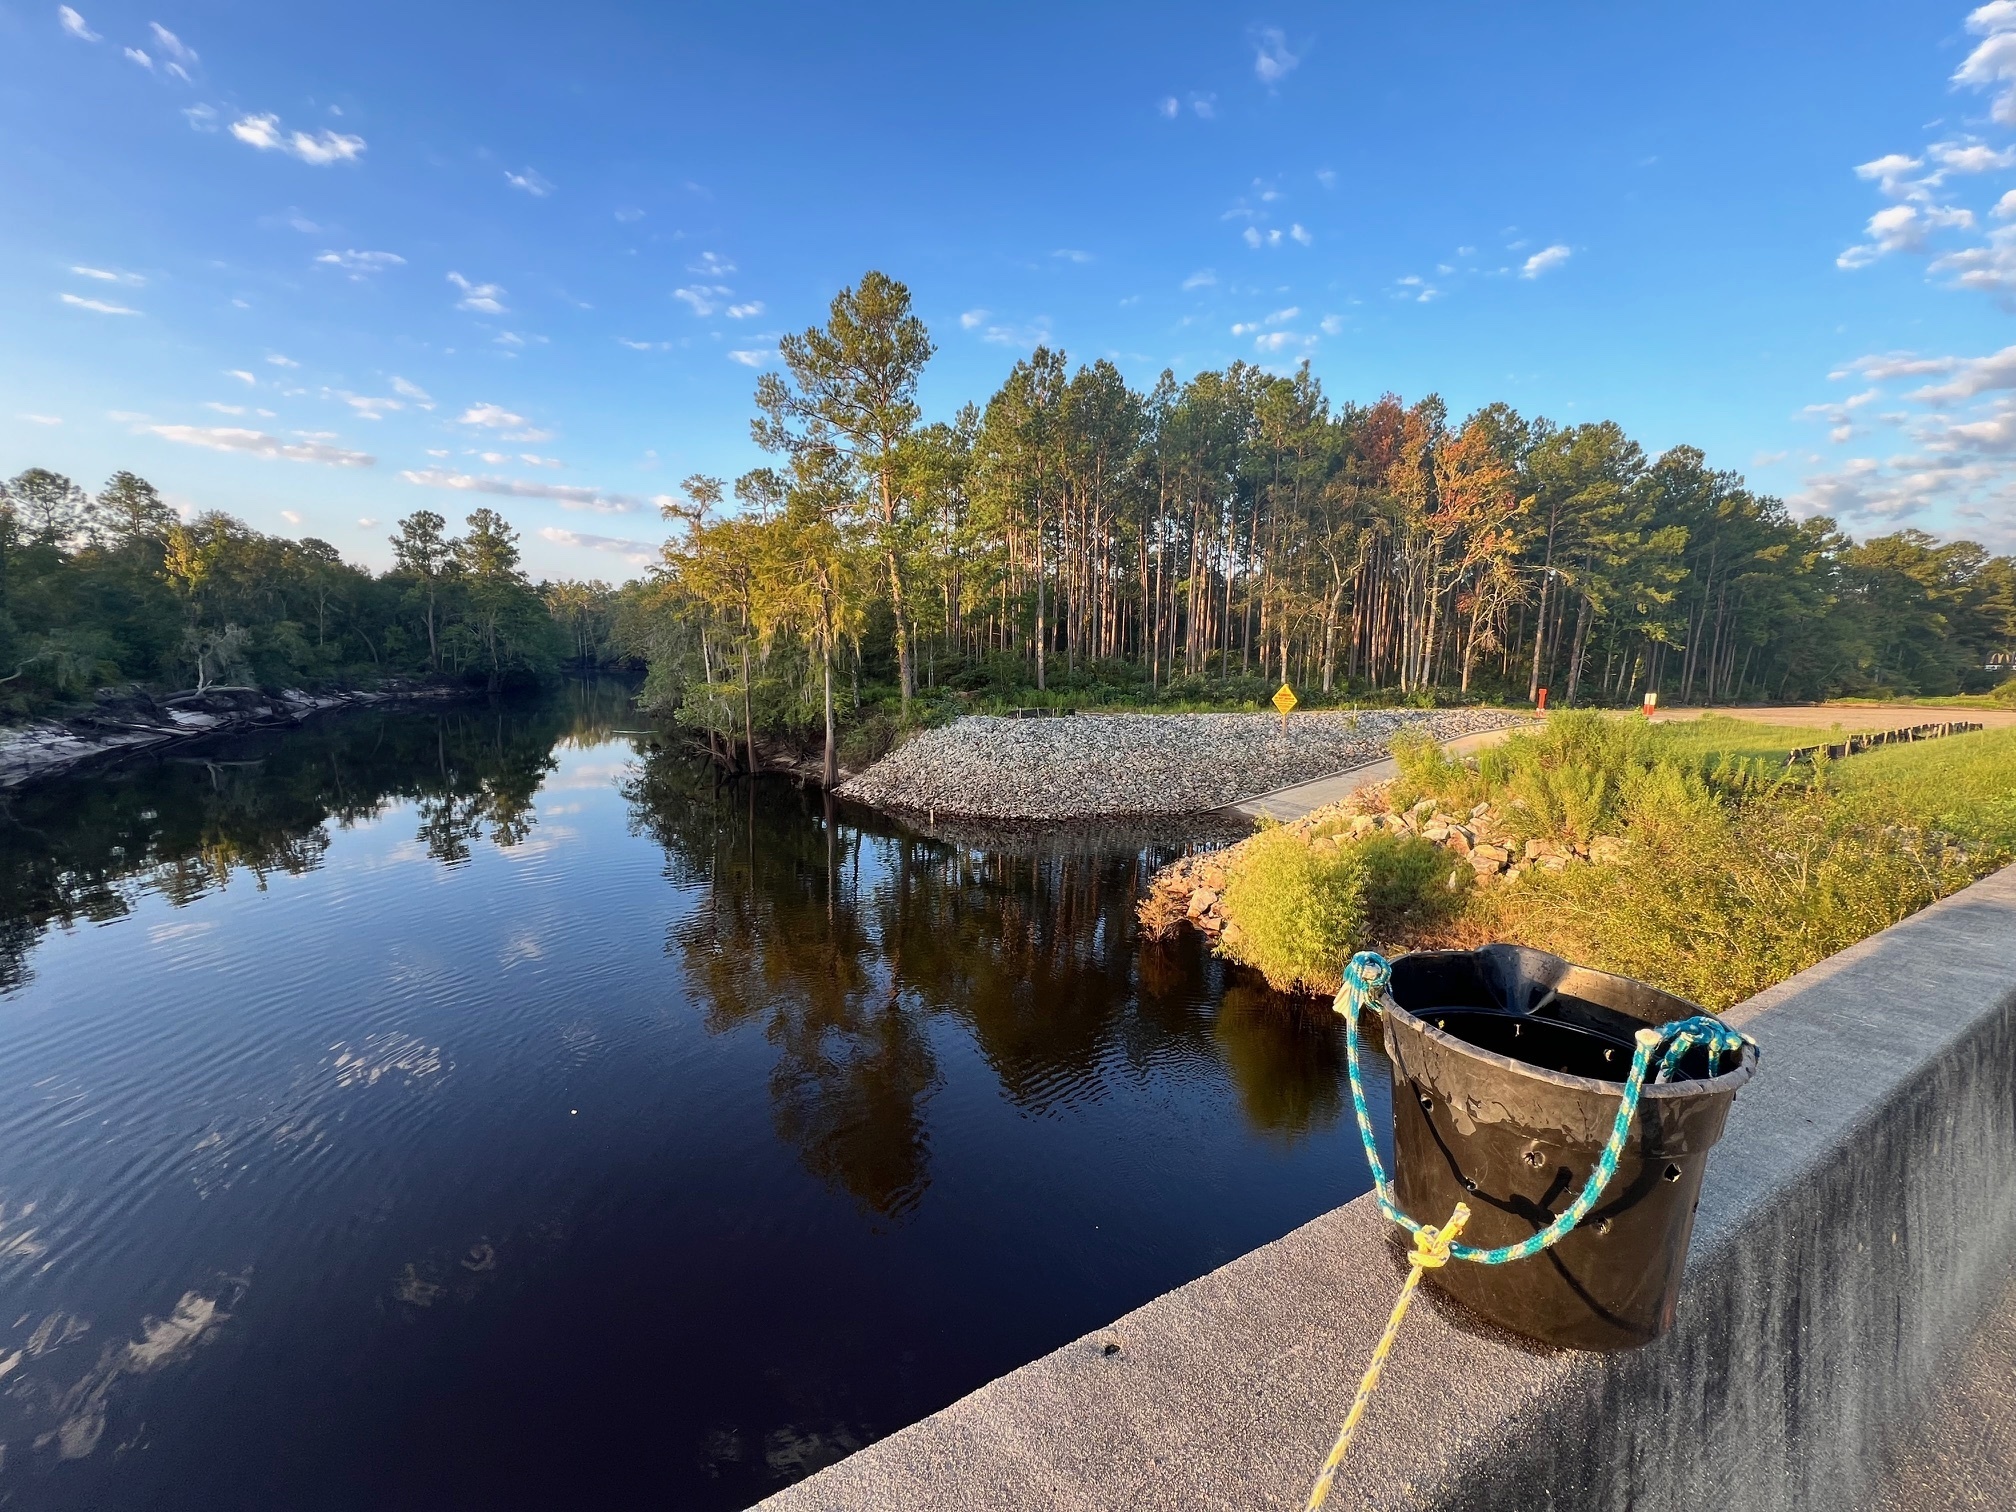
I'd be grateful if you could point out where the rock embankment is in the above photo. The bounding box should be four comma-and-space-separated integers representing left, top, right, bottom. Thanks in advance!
0, 683, 459, 789
1140, 777, 1627, 941
835, 708, 1522, 821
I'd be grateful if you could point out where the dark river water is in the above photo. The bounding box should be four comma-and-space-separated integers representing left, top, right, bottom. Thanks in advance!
0, 684, 1385, 1510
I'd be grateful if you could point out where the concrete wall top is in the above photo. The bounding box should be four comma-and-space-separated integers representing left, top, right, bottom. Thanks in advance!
759, 866, 2016, 1512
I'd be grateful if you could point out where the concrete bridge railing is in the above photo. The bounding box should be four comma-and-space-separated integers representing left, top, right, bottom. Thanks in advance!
758, 864, 2016, 1511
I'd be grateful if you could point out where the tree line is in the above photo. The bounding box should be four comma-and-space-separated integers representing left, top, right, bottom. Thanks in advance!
0, 466, 617, 705
642, 271, 2016, 781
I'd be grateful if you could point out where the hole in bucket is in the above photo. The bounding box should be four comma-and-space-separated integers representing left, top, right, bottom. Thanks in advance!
1663, 1164, 1682, 1183
1418, 1091, 1434, 1111
1594, 1218, 1613, 1236
1522, 1147, 1546, 1169
1462, 1178, 1478, 1192
1100, 1341, 1121, 1357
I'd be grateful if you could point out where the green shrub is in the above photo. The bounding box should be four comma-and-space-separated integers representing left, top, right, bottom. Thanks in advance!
1217, 825, 1368, 996
1483, 776, 1982, 1011
1216, 827, 1461, 995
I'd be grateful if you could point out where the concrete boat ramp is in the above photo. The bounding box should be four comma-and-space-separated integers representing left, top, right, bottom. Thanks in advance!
1225, 725, 1520, 823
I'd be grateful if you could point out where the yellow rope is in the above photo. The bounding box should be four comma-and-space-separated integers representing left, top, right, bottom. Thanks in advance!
1303, 1203, 1471, 1512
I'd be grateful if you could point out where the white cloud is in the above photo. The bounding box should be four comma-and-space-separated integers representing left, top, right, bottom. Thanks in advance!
959, 308, 989, 328
458, 402, 529, 430
357, 516, 379, 527
18, 413, 63, 425
1158, 96, 1179, 119
1181, 269, 1216, 290
182, 103, 217, 132
280, 509, 303, 525
727, 349, 771, 367
673, 285, 730, 316
1794, 335, 2016, 546
148, 21, 196, 67
390, 376, 433, 407
266, 354, 298, 367
58, 6, 98, 41
1188, 93, 1216, 119
401, 468, 638, 512
1996, 190, 2016, 219
505, 167, 554, 197
518, 453, 562, 468
338, 392, 404, 419
60, 292, 139, 315
1955, 1, 2016, 127
1901, 343, 2016, 401
225, 368, 256, 384
976, 319, 1051, 349
538, 526, 656, 565
448, 271, 506, 313
1254, 330, 1314, 355
204, 402, 246, 414
315, 249, 404, 278
230, 114, 365, 165
71, 265, 144, 285
1315, 167, 1336, 190
614, 206, 645, 223
617, 337, 671, 351
1052, 248, 1094, 263
1319, 314, 1344, 335
687, 252, 735, 276
148, 425, 374, 467
1929, 224, 2016, 292
725, 301, 765, 318
1930, 139, 2016, 173
1251, 26, 1300, 85
1854, 153, 1929, 200
1264, 306, 1300, 324
1289, 222, 1313, 246
1519, 244, 1572, 279
124, 46, 151, 68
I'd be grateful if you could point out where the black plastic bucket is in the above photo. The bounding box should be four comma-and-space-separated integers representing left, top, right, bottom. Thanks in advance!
1377, 945, 1757, 1350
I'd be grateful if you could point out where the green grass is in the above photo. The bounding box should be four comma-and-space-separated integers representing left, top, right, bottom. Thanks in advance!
1214, 711, 2016, 1011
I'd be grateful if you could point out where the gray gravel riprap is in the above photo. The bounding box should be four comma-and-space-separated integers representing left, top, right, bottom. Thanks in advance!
836, 708, 1523, 821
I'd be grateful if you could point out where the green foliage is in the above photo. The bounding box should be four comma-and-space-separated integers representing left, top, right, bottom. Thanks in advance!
1228, 715, 2016, 1010
1485, 779, 1982, 1012
0, 466, 585, 713
1216, 826, 1462, 995
1217, 826, 1369, 996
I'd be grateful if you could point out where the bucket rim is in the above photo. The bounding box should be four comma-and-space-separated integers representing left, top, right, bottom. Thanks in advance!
1378, 993, 1759, 1101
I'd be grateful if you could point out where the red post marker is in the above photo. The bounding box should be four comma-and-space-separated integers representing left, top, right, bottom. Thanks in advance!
1642, 690, 1659, 719
1535, 687, 1548, 712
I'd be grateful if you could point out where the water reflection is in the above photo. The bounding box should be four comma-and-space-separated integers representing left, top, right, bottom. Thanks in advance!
0, 685, 1381, 1510
0, 682, 631, 992
624, 747, 1354, 1221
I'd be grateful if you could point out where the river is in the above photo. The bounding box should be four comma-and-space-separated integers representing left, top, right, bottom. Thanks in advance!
0, 683, 1385, 1510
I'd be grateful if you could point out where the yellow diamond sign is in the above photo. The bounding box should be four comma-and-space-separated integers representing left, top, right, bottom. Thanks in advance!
1272, 683, 1298, 716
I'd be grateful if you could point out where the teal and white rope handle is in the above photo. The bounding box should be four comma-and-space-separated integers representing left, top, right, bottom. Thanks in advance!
1335, 950, 1753, 1268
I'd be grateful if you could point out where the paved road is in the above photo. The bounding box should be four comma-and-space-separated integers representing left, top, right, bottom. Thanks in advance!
1227, 724, 1522, 822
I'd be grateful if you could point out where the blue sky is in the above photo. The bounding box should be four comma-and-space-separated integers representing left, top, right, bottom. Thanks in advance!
3, 1, 2014, 578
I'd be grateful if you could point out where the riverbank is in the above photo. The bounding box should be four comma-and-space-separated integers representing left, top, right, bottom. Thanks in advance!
0, 682, 466, 790
833, 708, 1525, 821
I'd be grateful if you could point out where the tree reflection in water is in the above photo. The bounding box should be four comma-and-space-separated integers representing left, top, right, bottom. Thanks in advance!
0, 680, 633, 993
624, 747, 1356, 1221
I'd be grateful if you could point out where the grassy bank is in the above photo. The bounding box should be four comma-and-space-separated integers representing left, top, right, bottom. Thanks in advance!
1196, 712, 2016, 1011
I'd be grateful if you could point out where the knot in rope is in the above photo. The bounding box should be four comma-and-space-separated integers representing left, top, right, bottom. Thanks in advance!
1406, 1202, 1470, 1271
